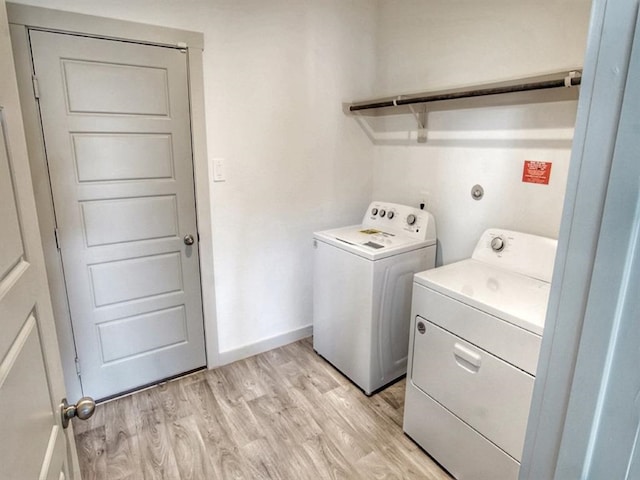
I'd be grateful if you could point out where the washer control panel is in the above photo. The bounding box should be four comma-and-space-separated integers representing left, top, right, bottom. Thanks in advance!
363, 201, 436, 242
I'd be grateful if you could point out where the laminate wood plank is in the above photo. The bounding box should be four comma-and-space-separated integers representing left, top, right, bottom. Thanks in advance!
240, 437, 287, 480
313, 407, 373, 464
167, 415, 216, 480
348, 390, 449, 480
302, 433, 359, 480
239, 432, 320, 480
132, 390, 181, 480
74, 338, 452, 480
204, 363, 264, 447
76, 426, 107, 480
103, 396, 142, 480
203, 363, 245, 406
253, 352, 300, 401
376, 380, 406, 422
284, 383, 373, 464
210, 391, 263, 447
150, 381, 191, 422
352, 387, 424, 454
355, 451, 406, 480
221, 356, 270, 402
247, 393, 323, 449
261, 340, 295, 366
137, 412, 180, 479
323, 385, 391, 445
184, 379, 250, 479
276, 359, 327, 400
183, 379, 231, 444
282, 340, 349, 392
321, 382, 444, 480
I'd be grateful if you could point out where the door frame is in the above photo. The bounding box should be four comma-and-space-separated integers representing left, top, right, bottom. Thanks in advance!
520, 0, 640, 477
8, 2, 220, 401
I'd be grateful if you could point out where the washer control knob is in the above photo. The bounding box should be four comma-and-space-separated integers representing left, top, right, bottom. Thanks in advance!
371, 208, 378, 216
387, 211, 395, 219
406, 214, 417, 225
379, 209, 386, 218
491, 236, 505, 252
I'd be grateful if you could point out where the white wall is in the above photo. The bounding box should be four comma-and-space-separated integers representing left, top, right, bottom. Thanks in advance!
12, 0, 377, 358
11, 0, 593, 363
375, 0, 592, 95
372, 0, 592, 265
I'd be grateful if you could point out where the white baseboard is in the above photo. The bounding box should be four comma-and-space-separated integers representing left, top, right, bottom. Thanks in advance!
215, 324, 313, 367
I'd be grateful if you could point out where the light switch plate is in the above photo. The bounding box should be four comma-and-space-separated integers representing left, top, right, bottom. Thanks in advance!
213, 157, 226, 182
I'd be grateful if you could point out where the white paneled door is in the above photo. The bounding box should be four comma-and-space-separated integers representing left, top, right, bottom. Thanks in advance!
30, 30, 206, 400
0, 1, 78, 478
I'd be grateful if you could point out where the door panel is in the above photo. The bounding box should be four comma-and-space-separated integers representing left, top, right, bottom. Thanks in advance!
90, 252, 184, 306
81, 195, 179, 246
0, 121, 29, 357
0, 131, 24, 277
98, 305, 188, 362
1, 314, 58, 478
0, 1, 74, 476
62, 59, 171, 115
30, 30, 206, 400
73, 133, 174, 181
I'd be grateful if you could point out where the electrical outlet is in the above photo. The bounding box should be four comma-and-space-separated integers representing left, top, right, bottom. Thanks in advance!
419, 190, 431, 210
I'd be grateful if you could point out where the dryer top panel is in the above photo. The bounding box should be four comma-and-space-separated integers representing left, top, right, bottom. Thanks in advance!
414, 229, 557, 335
414, 259, 551, 335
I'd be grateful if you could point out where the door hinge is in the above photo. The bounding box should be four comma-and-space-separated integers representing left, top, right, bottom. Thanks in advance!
75, 357, 81, 377
32, 75, 40, 99
54, 227, 61, 250
176, 41, 187, 53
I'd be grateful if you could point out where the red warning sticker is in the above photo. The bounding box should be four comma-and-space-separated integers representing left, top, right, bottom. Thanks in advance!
522, 160, 552, 185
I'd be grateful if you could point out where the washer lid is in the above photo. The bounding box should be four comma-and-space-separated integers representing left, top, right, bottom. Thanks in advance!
314, 225, 434, 261
414, 259, 550, 335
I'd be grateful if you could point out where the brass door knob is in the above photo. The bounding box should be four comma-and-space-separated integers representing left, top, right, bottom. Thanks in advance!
60, 396, 96, 429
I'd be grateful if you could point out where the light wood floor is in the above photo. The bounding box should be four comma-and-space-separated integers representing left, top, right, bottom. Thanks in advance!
73, 337, 452, 479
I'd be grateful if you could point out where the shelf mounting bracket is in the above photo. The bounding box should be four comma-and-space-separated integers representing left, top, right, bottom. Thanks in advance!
409, 104, 428, 143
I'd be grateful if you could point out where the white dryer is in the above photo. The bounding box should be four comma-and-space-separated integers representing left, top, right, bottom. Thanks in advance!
313, 201, 437, 395
403, 229, 557, 480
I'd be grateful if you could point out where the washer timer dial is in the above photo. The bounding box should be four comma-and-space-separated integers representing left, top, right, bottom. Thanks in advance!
491, 236, 505, 252
406, 214, 417, 226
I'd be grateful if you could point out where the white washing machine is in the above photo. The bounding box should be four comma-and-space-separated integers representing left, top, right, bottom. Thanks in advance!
403, 229, 557, 480
313, 201, 437, 395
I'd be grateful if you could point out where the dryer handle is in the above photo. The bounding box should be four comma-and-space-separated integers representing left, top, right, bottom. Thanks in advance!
453, 343, 482, 373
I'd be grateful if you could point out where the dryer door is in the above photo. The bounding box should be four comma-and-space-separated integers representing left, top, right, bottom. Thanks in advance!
412, 318, 534, 461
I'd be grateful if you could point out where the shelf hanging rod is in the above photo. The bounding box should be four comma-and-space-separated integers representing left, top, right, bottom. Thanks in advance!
349, 72, 582, 112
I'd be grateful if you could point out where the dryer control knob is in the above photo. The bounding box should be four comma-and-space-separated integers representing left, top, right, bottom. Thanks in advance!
491, 236, 505, 252
379, 209, 386, 218
371, 208, 378, 216
387, 211, 395, 219
406, 214, 417, 225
